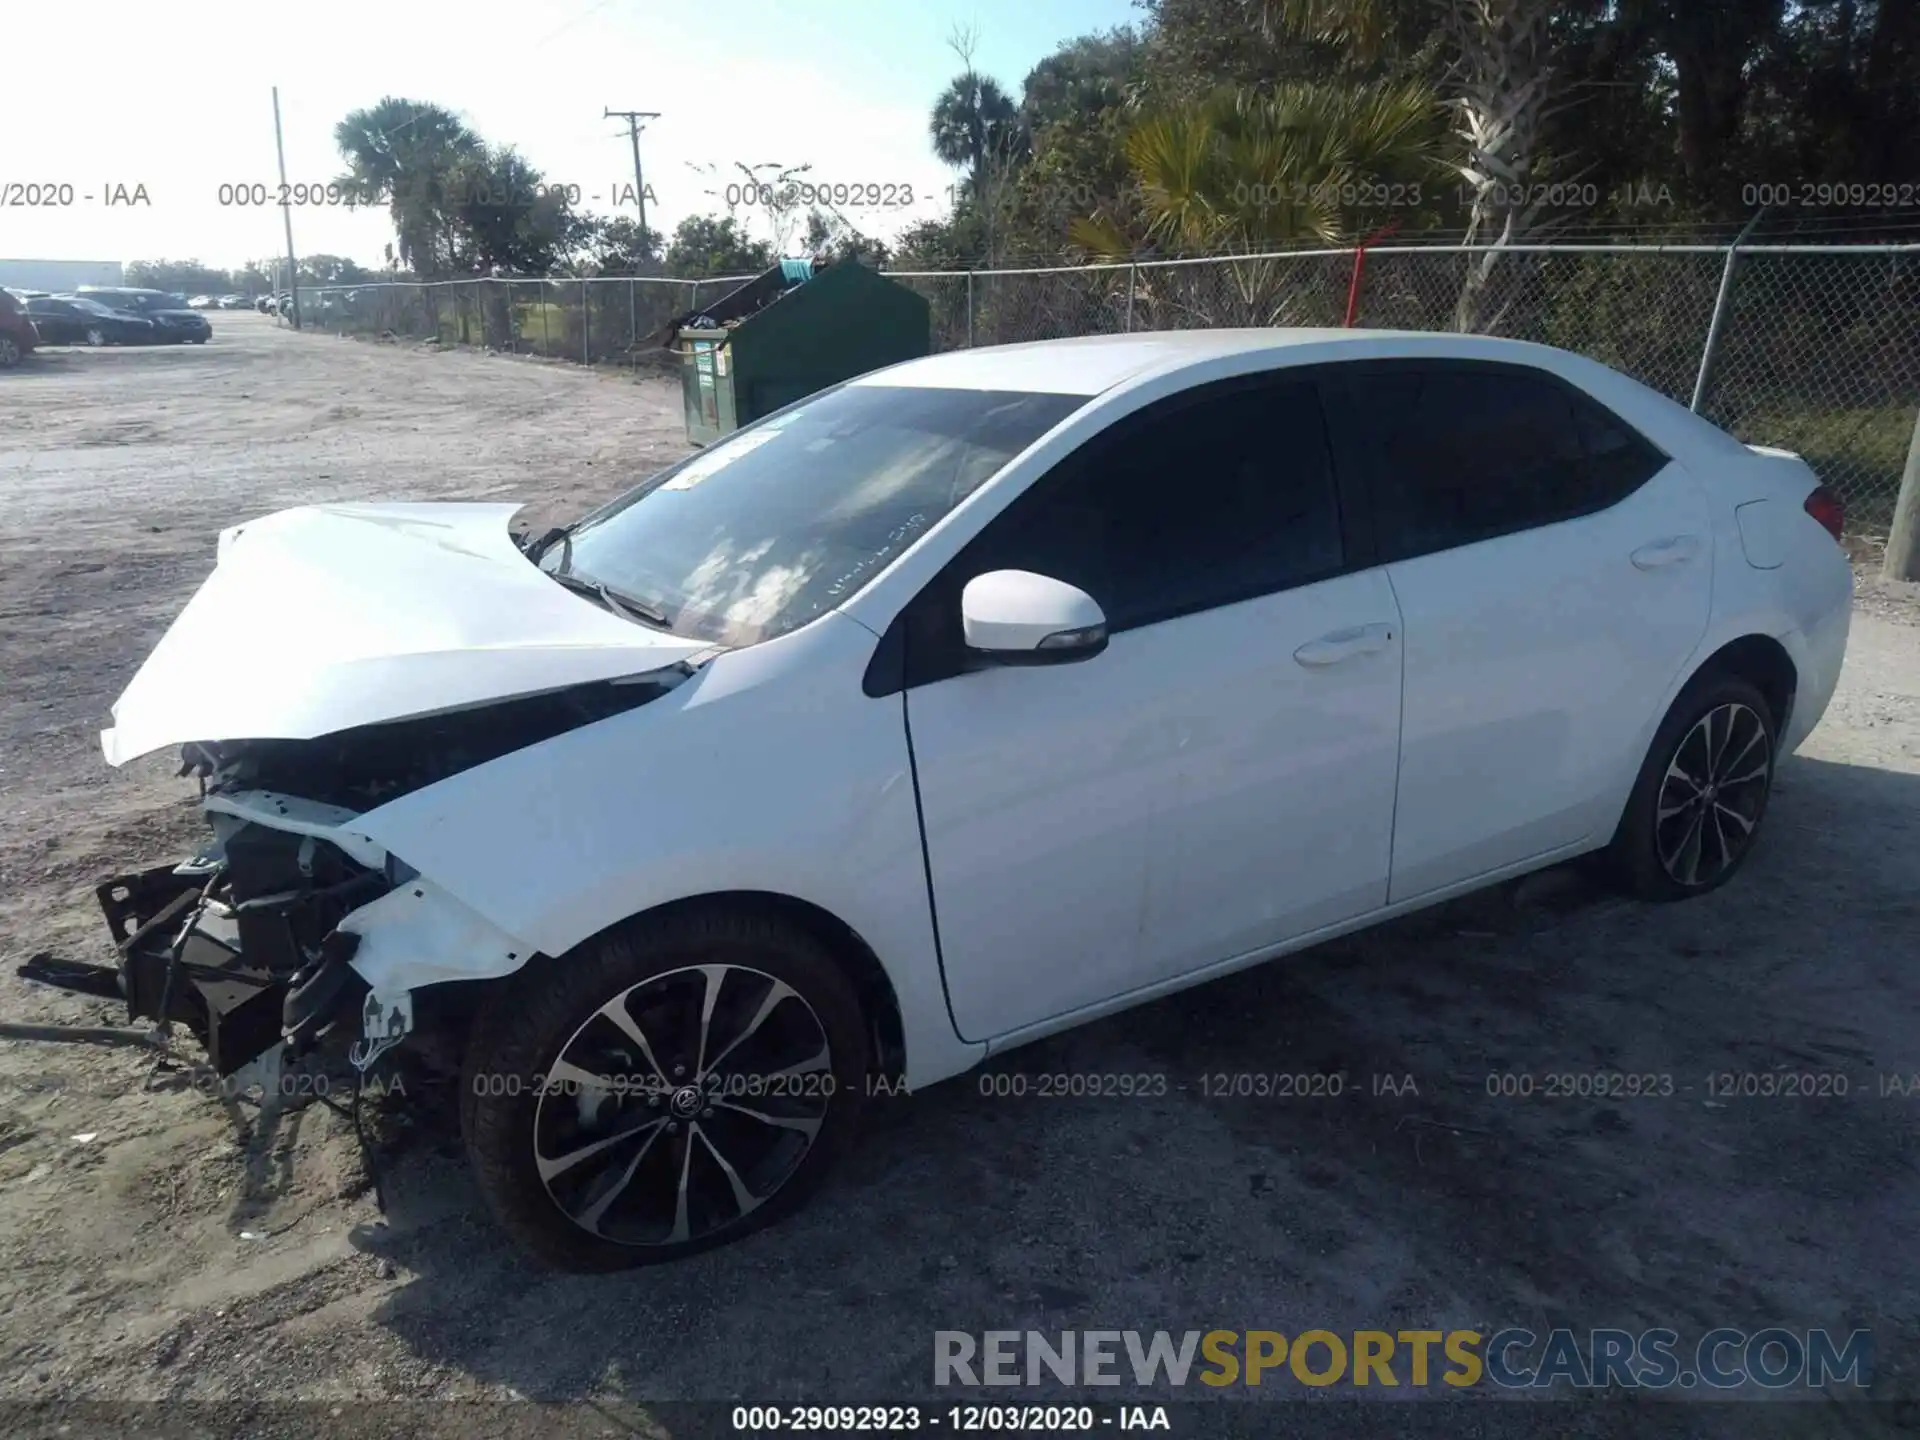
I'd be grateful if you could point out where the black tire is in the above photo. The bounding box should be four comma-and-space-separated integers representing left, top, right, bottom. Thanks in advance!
460, 906, 870, 1271
1608, 672, 1778, 902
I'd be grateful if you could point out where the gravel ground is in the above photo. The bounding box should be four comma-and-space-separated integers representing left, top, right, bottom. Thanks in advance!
0, 315, 1917, 1439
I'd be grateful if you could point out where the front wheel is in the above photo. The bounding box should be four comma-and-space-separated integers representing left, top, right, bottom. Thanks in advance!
460, 907, 871, 1270
0, 336, 19, 368
86, 327, 108, 347
1609, 674, 1778, 901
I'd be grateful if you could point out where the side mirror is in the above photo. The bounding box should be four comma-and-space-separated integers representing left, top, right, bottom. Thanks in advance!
960, 570, 1108, 664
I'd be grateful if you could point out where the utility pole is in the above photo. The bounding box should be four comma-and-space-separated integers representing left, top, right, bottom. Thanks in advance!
604, 108, 660, 240
1885, 406, 1920, 582
271, 86, 302, 330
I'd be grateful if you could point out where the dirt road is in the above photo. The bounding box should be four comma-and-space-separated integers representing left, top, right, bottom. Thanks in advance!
1, 315, 1917, 1436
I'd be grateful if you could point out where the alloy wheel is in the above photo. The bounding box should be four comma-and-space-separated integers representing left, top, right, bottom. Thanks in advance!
1654, 701, 1771, 888
0, 337, 18, 366
86, 328, 106, 347
533, 963, 834, 1247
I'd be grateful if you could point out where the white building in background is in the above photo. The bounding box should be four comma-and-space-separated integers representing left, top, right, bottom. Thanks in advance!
0, 258, 124, 292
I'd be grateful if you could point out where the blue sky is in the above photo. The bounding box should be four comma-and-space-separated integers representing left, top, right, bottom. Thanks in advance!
3, 0, 1140, 270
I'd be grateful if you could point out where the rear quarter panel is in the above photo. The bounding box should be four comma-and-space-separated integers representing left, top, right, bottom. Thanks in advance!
1514, 360, 1854, 825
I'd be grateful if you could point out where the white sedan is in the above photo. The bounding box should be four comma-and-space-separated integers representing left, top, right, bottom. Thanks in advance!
90, 329, 1852, 1269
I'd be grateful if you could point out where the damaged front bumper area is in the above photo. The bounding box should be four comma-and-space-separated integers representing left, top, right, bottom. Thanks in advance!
80, 665, 695, 1077
90, 787, 530, 1077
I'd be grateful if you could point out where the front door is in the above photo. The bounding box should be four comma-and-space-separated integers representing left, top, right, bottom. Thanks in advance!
901, 372, 1404, 1040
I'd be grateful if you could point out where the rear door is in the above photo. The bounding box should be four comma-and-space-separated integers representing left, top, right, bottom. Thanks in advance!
894, 372, 1404, 1040
1321, 360, 1712, 903
26, 299, 74, 342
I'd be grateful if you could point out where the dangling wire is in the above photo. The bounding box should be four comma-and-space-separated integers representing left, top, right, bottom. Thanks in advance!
142, 873, 222, 1092
319, 1066, 387, 1215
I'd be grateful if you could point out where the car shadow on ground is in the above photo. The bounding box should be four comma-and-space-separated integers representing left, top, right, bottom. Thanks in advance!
335, 754, 1917, 1431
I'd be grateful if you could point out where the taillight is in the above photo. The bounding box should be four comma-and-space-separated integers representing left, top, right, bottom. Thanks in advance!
1803, 485, 1845, 543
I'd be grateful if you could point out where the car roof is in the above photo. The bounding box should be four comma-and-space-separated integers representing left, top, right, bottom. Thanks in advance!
852, 327, 1599, 397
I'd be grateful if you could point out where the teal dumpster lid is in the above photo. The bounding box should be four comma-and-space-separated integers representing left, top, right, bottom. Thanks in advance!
779, 257, 813, 285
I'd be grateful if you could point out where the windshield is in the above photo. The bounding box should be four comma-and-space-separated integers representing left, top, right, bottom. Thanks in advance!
546, 383, 1086, 648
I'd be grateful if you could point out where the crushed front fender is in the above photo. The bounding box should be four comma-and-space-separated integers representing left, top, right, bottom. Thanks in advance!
337, 874, 538, 994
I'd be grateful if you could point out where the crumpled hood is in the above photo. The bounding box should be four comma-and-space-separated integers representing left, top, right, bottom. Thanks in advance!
102, 501, 713, 766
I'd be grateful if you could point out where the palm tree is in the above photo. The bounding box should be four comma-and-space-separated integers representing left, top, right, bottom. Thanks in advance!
929, 73, 1029, 189
930, 71, 1030, 265
1244, 0, 1394, 57
1075, 81, 1442, 254
334, 99, 482, 276
1071, 80, 1444, 324
1248, 0, 1570, 329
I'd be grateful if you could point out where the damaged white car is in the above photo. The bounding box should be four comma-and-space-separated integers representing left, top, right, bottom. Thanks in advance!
85, 330, 1850, 1270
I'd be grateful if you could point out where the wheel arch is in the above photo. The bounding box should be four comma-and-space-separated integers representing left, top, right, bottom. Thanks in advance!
588, 889, 910, 1083
1595, 628, 1801, 850
1686, 632, 1798, 735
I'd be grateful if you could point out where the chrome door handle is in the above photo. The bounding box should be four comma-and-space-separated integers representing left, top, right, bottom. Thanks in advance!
1293, 622, 1395, 667
1631, 535, 1700, 569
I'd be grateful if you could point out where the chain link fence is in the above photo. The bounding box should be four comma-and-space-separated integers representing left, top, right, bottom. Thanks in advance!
899, 243, 1920, 527
288, 243, 1918, 526
286, 276, 753, 370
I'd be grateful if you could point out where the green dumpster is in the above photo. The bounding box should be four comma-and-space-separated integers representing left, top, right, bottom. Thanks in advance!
672, 259, 931, 446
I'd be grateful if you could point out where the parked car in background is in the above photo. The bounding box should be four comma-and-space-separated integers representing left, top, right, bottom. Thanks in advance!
28, 295, 159, 347
74, 287, 211, 344
188, 295, 216, 309
218, 295, 250, 309
0, 290, 39, 367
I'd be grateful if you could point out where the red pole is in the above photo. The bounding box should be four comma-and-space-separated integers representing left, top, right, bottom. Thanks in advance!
1344, 220, 1401, 327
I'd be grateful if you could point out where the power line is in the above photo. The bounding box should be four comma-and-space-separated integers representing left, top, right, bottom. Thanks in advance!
536, 0, 621, 49
604, 109, 661, 239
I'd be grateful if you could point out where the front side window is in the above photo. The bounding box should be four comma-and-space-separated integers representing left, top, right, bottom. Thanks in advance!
893, 376, 1348, 689
547, 384, 1086, 648
961, 377, 1346, 632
